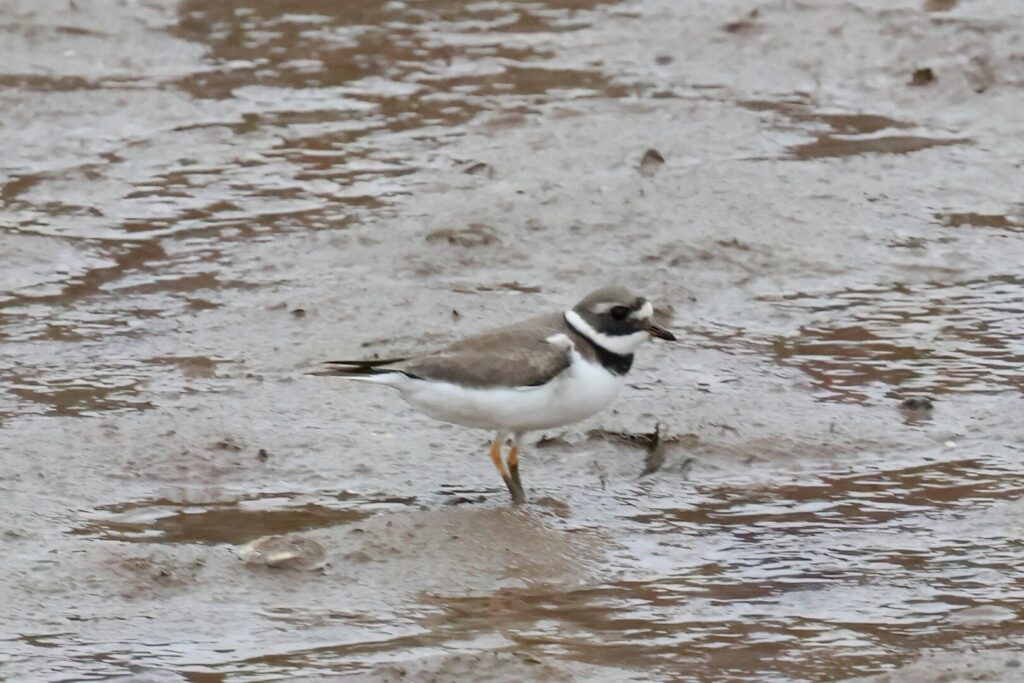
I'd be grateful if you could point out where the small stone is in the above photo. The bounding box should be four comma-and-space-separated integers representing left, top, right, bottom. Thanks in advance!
238, 534, 327, 571
638, 148, 666, 177
910, 67, 936, 86
425, 224, 498, 247
463, 161, 494, 177
900, 397, 934, 411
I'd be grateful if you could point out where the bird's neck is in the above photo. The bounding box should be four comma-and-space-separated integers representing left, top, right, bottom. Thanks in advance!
564, 312, 634, 376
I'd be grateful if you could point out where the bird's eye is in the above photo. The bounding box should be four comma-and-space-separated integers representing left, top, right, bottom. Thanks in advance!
610, 306, 630, 321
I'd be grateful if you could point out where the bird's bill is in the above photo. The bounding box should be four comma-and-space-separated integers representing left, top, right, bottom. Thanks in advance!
648, 323, 677, 341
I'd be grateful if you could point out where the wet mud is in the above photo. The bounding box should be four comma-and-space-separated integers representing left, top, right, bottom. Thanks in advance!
2, 0, 1023, 681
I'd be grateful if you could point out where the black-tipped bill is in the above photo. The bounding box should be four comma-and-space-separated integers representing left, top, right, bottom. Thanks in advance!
648, 323, 677, 341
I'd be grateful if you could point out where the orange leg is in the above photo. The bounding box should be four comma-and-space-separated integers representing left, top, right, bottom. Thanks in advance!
507, 445, 524, 502
489, 438, 524, 504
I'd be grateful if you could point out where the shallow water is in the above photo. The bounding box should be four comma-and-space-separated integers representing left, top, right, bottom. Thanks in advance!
766, 276, 1024, 402
2, 0, 1023, 681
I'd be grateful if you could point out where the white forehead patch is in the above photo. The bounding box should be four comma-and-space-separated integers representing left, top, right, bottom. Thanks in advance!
591, 300, 651, 318
629, 301, 653, 321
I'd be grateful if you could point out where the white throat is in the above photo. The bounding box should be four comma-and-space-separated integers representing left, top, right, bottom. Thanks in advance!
564, 310, 650, 356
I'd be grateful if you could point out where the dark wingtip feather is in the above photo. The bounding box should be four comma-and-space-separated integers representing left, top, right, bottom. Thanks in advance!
313, 357, 407, 377
323, 357, 407, 367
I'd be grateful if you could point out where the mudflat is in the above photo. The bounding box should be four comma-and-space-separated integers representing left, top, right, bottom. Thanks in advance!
1, 0, 1022, 680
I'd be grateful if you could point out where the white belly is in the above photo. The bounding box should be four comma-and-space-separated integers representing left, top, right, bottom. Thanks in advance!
392, 353, 622, 433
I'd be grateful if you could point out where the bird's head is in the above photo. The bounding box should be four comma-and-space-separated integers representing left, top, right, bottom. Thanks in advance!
566, 284, 676, 355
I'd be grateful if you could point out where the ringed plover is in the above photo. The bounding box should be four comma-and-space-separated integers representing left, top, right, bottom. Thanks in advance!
319, 285, 676, 503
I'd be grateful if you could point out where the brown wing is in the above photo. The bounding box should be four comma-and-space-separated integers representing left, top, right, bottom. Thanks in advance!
396, 313, 571, 388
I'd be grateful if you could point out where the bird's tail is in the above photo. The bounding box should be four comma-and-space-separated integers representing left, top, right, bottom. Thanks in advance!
310, 357, 408, 378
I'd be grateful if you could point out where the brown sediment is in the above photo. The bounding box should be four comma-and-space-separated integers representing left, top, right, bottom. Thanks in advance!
738, 100, 966, 159
937, 212, 1023, 231
73, 493, 401, 545
2, 0, 1024, 680
789, 134, 966, 160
